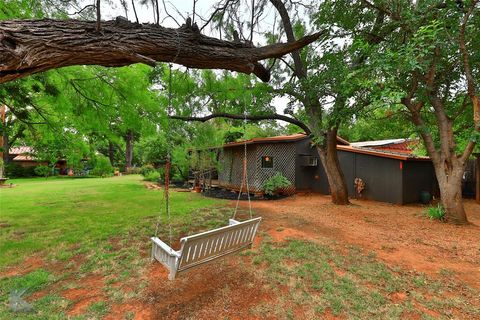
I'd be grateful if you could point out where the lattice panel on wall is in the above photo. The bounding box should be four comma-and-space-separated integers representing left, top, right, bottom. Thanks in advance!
218, 145, 257, 191
218, 149, 231, 184
218, 143, 296, 193
253, 143, 296, 193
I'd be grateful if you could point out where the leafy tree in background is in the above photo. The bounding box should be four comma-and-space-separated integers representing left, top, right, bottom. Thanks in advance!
40, 64, 161, 170
339, 108, 417, 143
353, 0, 480, 223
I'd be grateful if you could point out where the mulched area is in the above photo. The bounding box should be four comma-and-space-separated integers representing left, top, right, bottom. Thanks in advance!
202, 188, 289, 201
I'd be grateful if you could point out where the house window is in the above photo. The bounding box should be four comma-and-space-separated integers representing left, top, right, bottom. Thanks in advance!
261, 156, 273, 168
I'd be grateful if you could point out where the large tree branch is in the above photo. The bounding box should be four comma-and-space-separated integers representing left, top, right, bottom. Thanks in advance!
401, 97, 440, 164
269, 0, 306, 78
170, 112, 311, 135
0, 19, 323, 84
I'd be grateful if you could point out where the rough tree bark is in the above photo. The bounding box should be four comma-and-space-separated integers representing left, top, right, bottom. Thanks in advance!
0, 19, 322, 84
316, 129, 350, 204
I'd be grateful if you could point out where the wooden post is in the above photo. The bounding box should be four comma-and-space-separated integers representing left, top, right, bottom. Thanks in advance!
476, 154, 480, 204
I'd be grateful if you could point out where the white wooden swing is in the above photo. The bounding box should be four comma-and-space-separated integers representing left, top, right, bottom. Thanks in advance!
151, 217, 261, 280
151, 66, 261, 280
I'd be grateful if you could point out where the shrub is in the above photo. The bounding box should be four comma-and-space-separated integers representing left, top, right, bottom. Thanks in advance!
263, 172, 292, 196
34, 165, 51, 178
4, 163, 36, 178
140, 164, 156, 176
426, 204, 445, 220
91, 156, 114, 177
143, 170, 161, 182
125, 166, 142, 174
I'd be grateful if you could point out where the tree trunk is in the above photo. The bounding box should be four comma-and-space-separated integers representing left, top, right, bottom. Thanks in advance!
316, 129, 350, 205
404, 96, 472, 224
476, 155, 480, 204
108, 141, 115, 166
432, 161, 468, 224
0, 19, 322, 84
125, 130, 134, 170
1, 122, 9, 164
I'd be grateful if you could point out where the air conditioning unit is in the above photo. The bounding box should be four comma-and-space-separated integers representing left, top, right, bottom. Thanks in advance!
300, 155, 318, 167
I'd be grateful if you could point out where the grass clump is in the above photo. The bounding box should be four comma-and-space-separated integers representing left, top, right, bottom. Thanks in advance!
426, 204, 445, 220
252, 238, 480, 319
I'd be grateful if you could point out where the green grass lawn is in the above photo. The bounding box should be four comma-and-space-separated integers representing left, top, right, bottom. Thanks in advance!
1, 176, 479, 319
0, 175, 223, 269
0, 175, 232, 319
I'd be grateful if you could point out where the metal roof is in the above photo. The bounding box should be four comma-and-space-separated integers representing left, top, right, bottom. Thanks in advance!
12, 155, 37, 161
222, 133, 350, 148
337, 145, 430, 161
222, 133, 309, 148
350, 138, 409, 148
9, 146, 34, 155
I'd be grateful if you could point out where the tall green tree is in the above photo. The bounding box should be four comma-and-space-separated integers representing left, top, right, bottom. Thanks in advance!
353, 0, 480, 223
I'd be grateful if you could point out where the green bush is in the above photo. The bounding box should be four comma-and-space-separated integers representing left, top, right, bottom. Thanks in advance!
126, 166, 142, 174
263, 172, 292, 196
140, 164, 156, 176
91, 156, 114, 177
4, 163, 36, 178
143, 170, 161, 182
34, 165, 51, 178
426, 204, 445, 220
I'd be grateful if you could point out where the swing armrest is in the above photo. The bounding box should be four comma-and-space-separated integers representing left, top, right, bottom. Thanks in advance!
228, 219, 241, 226
151, 237, 181, 258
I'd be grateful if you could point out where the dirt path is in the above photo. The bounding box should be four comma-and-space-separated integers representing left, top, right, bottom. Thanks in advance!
246, 195, 480, 288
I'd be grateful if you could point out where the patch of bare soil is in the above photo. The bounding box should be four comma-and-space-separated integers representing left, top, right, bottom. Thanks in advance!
247, 195, 480, 288
62, 275, 105, 316
143, 259, 273, 320
0, 256, 44, 278
267, 227, 309, 242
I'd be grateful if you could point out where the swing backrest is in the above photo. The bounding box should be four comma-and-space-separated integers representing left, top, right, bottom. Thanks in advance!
177, 217, 261, 273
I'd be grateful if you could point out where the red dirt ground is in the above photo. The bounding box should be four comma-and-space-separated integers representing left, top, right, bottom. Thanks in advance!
0, 256, 44, 278
249, 196, 480, 288
63, 275, 105, 316
4, 195, 479, 319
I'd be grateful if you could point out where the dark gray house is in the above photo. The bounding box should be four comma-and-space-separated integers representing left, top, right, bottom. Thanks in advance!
217, 133, 438, 204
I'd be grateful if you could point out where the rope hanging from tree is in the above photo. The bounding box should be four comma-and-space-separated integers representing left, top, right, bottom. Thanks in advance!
233, 95, 253, 220
154, 63, 175, 249
153, 30, 182, 247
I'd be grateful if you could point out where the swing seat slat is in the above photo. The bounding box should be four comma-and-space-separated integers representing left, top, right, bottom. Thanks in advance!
151, 217, 261, 280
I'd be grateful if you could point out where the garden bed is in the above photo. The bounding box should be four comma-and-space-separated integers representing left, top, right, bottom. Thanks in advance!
202, 187, 290, 201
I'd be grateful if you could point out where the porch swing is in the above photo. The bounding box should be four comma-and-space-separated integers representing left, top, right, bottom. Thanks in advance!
150, 65, 261, 280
